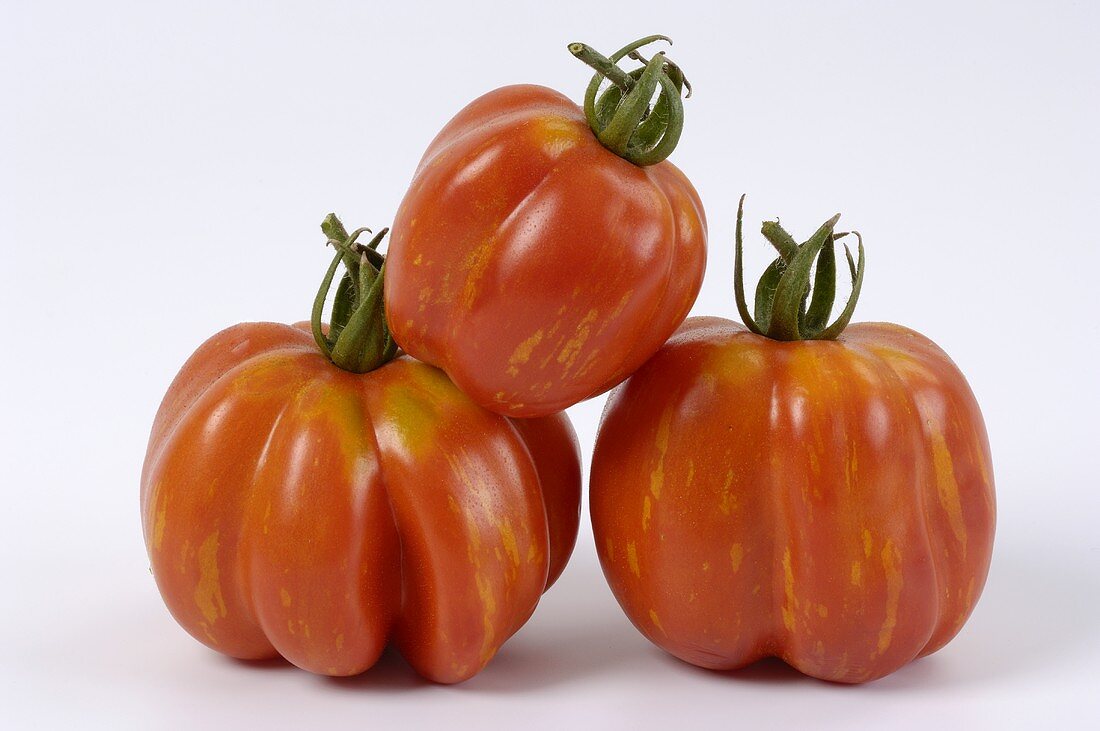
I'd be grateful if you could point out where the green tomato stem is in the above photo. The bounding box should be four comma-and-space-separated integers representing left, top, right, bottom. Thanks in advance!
734, 196, 867, 341
310, 215, 397, 373
569, 35, 689, 166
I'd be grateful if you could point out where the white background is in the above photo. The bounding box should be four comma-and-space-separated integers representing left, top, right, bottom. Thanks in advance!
2, 1, 1098, 728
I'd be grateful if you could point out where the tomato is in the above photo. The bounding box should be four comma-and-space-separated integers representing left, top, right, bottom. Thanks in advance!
385, 37, 707, 417
140, 221, 581, 684
590, 200, 995, 682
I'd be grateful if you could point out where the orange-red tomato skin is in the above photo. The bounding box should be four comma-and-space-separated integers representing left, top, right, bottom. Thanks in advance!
385, 84, 707, 417
141, 322, 581, 683
590, 317, 996, 683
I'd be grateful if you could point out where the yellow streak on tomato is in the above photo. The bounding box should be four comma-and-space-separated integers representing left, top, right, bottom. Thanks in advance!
850, 561, 863, 587
971, 437, 993, 494
230, 352, 297, 396
461, 238, 495, 311
808, 449, 820, 476
877, 540, 903, 655
152, 485, 167, 551
649, 407, 672, 500
873, 345, 933, 382
194, 532, 227, 624
556, 308, 599, 374
592, 291, 634, 343
730, 543, 744, 573
531, 115, 582, 157
626, 542, 641, 578
475, 571, 497, 663
475, 571, 497, 615
609, 290, 632, 319
444, 447, 506, 665
384, 381, 440, 456
862, 528, 873, 558
198, 622, 217, 645
677, 198, 699, 239
781, 547, 797, 632
930, 429, 969, 554
498, 517, 521, 568
957, 576, 977, 627
718, 470, 737, 515
447, 456, 490, 561
714, 344, 765, 381
179, 539, 191, 575
649, 609, 666, 635
280, 588, 292, 608
845, 442, 858, 492
417, 284, 433, 305
506, 329, 544, 377
642, 496, 652, 532
573, 348, 603, 381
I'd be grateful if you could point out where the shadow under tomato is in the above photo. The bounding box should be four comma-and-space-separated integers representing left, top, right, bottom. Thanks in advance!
311, 560, 642, 693
918, 544, 1100, 689
659, 542, 1100, 691
210, 540, 1098, 693
224, 648, 437, 692
703, 656, 815, 685
666, 651, 946, 688
217, 644, 428, 691
227, 656, 297, 673
459, 563, 644, 693
322, 648, 428, 693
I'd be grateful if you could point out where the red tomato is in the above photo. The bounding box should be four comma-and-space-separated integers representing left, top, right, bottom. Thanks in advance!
385, 40, 706, 418
141, 319, 581, 683
590, 203, 995, 682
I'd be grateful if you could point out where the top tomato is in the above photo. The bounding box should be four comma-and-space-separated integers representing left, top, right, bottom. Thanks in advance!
385, 38, 706, 417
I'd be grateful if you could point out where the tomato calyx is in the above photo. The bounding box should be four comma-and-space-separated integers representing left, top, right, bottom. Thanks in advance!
733, 195, 867, 341
568, 35, 690, 166
310, 214, 399, 373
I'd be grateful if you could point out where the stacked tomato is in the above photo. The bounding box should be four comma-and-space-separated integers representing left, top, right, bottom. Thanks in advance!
141, 37, 994, 684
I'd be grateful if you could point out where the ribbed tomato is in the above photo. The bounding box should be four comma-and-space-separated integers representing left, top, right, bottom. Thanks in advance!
141, 221, 581, 684
385, 37, 706, 417
590, 202, 995, 682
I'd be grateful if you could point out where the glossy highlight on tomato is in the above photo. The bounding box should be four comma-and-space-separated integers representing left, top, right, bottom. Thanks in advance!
140, 322, 581, 683
385, 73, 706, 418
